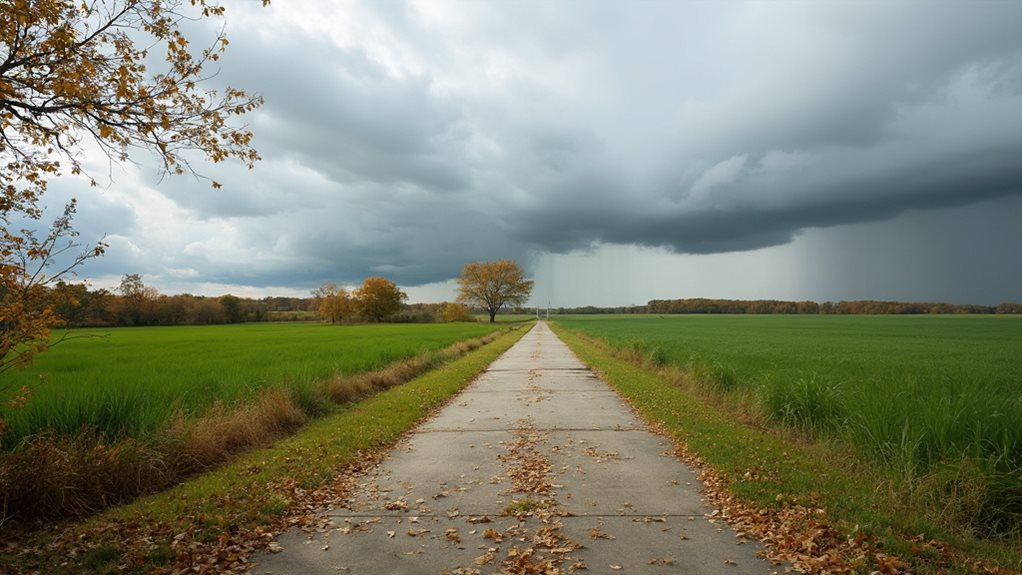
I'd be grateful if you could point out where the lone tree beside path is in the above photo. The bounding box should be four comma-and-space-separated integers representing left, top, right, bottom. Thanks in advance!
457, 259, 534, 323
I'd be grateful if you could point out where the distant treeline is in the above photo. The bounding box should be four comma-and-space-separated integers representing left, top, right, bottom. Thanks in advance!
634, 299, 1022, 315
45, 276, 485, 328
46, 279, 313, 327
48, 277, 1022, 327
541, 300, 1021, 315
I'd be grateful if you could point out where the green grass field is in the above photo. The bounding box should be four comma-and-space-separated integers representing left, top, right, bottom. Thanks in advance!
0, 322, 502, 448
553, 314, 1022, 537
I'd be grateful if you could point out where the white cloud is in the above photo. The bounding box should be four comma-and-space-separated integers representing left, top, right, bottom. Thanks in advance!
689, 155, 748, 203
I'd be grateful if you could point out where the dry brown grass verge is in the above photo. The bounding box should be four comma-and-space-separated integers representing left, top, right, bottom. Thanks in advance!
0, 331, 505, 526
322, 333, 495, 403
166, 387, 309, 475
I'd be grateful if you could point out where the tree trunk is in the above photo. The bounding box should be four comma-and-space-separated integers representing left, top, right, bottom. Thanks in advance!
489, 309, 497, 323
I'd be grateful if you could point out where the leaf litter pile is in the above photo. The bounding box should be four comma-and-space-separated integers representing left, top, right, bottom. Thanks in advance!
476, 417, 585, 575
521, 369, 550, 406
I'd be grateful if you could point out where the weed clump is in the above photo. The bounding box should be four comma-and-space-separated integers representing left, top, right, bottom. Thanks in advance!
914, 459, 1022, 540
709, 362, 740, 393
761, 375, 847, 434
502, 498, 548, 517
646, 346, 670, 369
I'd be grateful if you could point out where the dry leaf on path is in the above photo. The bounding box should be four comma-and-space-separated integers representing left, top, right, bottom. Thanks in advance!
474, 551, 496, 565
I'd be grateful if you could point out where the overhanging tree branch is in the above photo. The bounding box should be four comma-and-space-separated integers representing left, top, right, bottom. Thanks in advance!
1, 1, 266, 392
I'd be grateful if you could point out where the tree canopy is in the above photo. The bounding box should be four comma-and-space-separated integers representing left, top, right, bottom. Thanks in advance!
456, 260, 533, 323
313, 282, 354, 324
354, 277, 406, 322
1, 0, 264, 200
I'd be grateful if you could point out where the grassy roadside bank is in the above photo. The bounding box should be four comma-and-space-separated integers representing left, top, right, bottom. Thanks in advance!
0, 325, 529, 575
1, 324, 511, 523
550, 323, 1021, 574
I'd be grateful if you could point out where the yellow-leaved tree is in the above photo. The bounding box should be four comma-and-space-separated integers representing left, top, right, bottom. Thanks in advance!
354, 277, 406, 322
1, 0, 264, 381
313, 282, 355, 324
456, 260, 533, 323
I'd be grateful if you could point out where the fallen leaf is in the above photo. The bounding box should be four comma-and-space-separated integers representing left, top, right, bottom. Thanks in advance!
482, 528, 502, 542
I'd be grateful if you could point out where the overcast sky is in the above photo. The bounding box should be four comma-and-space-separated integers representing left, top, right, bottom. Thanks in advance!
44, 1, 1022, 305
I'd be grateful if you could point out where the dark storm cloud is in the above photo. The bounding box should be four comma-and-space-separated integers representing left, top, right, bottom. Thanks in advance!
526, 133, 1022, 255
234, 36, 470, 193
513, 2, 1022, 260
68, 1, 1022, 292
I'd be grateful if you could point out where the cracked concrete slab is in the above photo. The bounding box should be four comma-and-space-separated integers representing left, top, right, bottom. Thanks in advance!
253, 322, 780, 574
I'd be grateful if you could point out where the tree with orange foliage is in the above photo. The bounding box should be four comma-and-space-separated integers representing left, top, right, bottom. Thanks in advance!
441, 301, 474, 322
1, 1, 264, 380
457, 260, 534, 323
354, 277, 406, 322
313, 282, 355, 324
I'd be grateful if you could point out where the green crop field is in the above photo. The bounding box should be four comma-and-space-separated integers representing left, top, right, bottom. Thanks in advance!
553, 314, 1022, 534
0, 322, 502, 449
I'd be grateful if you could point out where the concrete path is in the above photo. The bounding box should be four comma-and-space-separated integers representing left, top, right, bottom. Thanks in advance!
254, 322, 777, 574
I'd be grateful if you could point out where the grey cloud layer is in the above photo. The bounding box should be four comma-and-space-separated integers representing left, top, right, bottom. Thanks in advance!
68, 1, 1022, 289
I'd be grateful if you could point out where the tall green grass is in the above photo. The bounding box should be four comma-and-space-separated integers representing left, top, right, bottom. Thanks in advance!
0, 322, 501, 448
553, 314, 1022, 537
